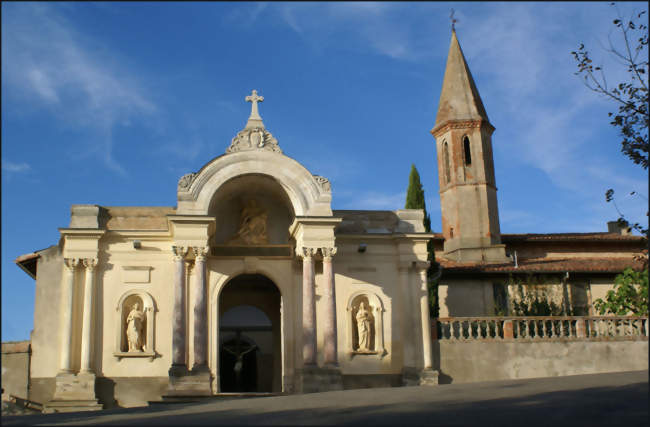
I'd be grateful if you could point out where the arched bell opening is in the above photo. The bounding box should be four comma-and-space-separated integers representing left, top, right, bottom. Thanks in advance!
208, 174, 295, 252
218, 274, 282, 393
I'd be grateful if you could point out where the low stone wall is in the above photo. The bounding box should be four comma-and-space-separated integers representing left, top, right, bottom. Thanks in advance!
1, 341, 31, 402
433, 316, 649, 384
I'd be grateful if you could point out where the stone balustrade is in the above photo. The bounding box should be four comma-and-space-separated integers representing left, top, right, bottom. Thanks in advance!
434, 316, 649, 342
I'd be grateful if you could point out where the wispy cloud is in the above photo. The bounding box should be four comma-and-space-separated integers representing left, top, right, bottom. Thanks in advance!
240, 3, 435, 61
2, 3, 157, 176
1, 160, 31, 173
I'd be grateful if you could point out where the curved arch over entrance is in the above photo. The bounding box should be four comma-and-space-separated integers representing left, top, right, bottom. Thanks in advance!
218, 274, 282, 393
176, 150, 332, 216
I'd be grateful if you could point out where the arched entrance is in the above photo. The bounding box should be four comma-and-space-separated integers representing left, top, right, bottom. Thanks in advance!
218, 274, 282, 392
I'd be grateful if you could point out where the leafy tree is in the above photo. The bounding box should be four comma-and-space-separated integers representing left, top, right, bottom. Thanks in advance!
594, 267, 649, 316
404, 164, 438, 317
571, 3, 648, 237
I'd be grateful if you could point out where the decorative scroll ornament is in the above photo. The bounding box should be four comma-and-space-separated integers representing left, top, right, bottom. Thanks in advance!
178, 173, 196, 191
226, 127, 282, 154
313, 175, 331, 192
296, 247, 318, 258
321, 247, 337, 261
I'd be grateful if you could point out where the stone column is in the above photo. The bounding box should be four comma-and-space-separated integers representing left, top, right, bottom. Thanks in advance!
80, 258, 98, 373
321, 247, 338, 366
399, 265, 415, 367
418, 268, 433, 370
59, 258, 79, 373
300, 247, 317, 366
171, 246, 188, 371
192, 246, 209, 370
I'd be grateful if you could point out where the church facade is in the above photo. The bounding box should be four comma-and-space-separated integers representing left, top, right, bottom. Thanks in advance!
14, 31, 645, 411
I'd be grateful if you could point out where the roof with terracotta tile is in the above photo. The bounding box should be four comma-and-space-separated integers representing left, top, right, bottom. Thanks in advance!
439, 256, 646, 274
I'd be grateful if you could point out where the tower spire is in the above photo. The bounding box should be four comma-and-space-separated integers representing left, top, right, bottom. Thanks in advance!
433, 29, 490, 133
430, 30, 507, 263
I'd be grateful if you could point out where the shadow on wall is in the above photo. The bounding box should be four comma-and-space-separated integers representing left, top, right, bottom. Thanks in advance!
95, 377, 117, 409
444, 283, 489, 317
431, 340, 453, 384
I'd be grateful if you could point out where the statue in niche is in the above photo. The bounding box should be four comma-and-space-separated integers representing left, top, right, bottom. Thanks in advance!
356, 302, 373, 352
227, 200, 269, 245
126, 302, 145, 352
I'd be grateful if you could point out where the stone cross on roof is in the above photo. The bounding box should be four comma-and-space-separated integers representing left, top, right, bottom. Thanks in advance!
245, 89, 265, 129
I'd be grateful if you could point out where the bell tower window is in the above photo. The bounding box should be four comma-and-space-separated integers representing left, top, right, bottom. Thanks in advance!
443, 141, 451, 184
463, 136, 472, 166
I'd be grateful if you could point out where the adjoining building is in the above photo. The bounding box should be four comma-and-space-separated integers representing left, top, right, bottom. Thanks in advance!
13, 30, 646, 411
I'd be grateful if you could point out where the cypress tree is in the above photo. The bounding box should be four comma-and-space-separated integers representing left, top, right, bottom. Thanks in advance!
404, 164, 438, 317
405, 164, 431, 232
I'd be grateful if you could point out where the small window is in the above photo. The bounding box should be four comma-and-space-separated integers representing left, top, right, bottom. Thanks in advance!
463, 136, 472, 166
443, 141, 451, 183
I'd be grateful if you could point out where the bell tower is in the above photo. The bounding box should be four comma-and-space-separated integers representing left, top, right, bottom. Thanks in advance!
431, 30, 507, 263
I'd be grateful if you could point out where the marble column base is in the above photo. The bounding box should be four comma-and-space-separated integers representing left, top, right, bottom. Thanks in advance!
44, 372, 102, 413
298, 365, 343, 393
401, 367, 439, 386
163, 365, 212, 398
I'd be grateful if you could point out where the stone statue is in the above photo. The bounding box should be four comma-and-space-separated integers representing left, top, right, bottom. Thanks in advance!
227, 200, 269, 245
356, 302, 372, 352
223, 340, 257, 391
126, 302, 145, 352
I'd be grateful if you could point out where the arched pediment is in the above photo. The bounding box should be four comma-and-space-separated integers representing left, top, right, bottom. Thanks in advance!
176, 150, 332, 217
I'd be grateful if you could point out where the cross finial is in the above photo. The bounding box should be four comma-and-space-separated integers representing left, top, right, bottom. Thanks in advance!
245, 89, 264, 121
450, 9, 458, 31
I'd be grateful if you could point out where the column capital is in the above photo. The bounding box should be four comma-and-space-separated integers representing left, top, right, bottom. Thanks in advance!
321, 247, 337, 261
296, 247, 317, 259
63, 258, 80, 271
172, 245, 189, 261
82, 258, 98, 270
192, 246, 209, 262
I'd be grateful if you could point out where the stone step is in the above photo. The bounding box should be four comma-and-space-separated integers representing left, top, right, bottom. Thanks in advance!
149, 392, 282, 406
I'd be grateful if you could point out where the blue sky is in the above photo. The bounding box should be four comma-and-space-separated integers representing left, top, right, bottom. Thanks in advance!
2, 2, 647, 342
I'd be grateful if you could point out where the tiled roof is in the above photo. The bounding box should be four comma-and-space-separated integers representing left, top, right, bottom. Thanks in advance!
439, 257, 646, 274
500, 233, 646, 242
430, 232, 645, 242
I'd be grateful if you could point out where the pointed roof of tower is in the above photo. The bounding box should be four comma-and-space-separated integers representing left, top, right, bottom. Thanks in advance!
434, 30, 490, 130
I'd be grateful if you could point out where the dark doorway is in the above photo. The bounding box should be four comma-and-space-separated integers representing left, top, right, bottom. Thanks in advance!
218, 274, 281, 393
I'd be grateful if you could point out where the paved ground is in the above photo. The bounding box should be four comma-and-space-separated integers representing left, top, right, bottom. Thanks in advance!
3, 370, 648, 426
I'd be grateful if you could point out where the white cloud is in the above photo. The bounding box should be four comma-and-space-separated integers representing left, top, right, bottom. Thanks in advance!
2, 3, 157, 175
1, 160, 31, 173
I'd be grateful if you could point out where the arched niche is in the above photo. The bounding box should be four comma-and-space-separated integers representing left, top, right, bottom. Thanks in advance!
176, 150, 332, 217
114, 291, 157, 360
208, 174, 295, 246
346, 291, 386, 359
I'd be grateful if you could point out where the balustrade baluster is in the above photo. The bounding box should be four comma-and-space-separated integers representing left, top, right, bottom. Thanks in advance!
560, 319, 565, 337
523, 321, 529, 338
